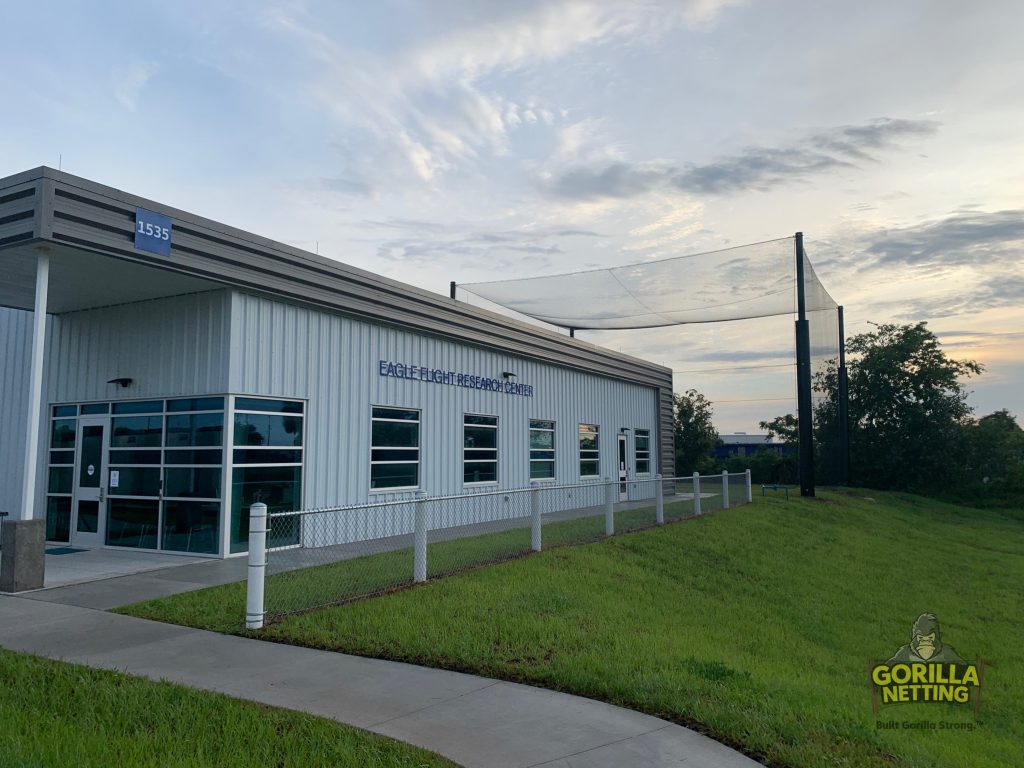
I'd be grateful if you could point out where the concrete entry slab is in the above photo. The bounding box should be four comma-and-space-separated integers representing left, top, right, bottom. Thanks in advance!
0, 547, 207, 594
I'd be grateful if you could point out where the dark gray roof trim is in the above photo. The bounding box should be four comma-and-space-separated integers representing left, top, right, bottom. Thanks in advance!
1, 167, 672, 391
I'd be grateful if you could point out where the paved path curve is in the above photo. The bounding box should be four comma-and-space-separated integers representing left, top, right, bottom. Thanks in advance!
1, 596, 762, 768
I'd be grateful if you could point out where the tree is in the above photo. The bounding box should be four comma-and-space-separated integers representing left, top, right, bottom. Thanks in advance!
759, 414, 798, 446
961, 410, 1024, 503
674, 389, 719, 475
844, 321, 982, 491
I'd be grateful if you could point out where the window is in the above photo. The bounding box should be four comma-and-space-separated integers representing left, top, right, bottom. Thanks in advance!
231, 397, 305, 553
45, 413, 76, 542
370, 407, 420, 490
635, 429, 651, 474
464, 414, 498, 484
579, 424, 600, 478
529, 420, 555, 480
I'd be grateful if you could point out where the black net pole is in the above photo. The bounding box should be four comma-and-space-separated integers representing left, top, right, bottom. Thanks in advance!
837, 305, 850, 486
795, 232, 815, 497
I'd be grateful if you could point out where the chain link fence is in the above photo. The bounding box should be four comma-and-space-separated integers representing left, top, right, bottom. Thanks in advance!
245, 471, 753, 628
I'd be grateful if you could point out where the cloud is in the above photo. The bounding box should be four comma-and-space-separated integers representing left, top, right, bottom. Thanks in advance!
546, 118, 939, 200
113, 60, 158, 110
887, 275, 1024, 321
364, 217, 601, 266
265, 1, 740, 195
864, 209, 1024, 267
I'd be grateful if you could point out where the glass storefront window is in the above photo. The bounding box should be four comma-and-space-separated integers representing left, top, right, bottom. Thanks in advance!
46, 497, 71, 542
166, 413, 223, 447
48, 466, 73, 494
234, 397, 303, 414
164, 449, 222, 465
167, 397, 224, 412
233, 413, 303, 447
44, 395, 303, 555
165, 467, 222, 498
106, 499, 159, 549
111, 416, 162, 448
51, 420, 76, 449
111, 400, 162, 414
230, 466, 302, 553
162, 501, 220, 554
108, 467, 161, 496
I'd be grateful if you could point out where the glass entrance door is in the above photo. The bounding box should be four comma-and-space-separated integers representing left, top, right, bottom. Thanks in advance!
71, 417, 110, 548
617, 434, 628, 501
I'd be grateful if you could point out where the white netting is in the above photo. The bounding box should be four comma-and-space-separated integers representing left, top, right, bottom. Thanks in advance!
458, 237, 837, 330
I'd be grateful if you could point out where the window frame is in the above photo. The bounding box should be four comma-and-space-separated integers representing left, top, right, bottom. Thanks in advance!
528, 419, 556, 482
635, 428, 651, 475
463, 413, 499, 486
578, 423, 601, 479
369, 405, 422, 492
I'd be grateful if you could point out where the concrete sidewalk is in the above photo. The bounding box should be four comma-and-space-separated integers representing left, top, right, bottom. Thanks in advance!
0, 596, 762, 768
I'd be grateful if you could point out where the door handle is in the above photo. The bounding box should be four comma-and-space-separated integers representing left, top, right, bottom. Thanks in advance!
99, 486, 105, 503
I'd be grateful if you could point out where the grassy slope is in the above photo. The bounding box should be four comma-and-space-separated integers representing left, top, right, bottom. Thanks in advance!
121, 491, 1024, 768
0, 649, 458, 768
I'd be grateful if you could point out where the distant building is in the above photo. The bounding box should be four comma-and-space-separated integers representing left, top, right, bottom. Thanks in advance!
714, 434, 794, 460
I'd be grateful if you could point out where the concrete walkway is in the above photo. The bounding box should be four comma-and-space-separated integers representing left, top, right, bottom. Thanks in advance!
1, 596, 762, 768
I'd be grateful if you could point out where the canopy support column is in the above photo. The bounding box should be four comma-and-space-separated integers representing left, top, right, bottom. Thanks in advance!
20, 249, 50, 521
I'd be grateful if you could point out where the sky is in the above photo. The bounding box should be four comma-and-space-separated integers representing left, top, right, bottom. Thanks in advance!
2, 0, 1022, 433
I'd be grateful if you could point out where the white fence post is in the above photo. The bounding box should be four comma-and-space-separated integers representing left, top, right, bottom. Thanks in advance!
693, 472, 702, 516
746, 469, 753, 503
655, 474, 664, 524
604, 478, 615, 536
722, 470, 730, 510
530, 482, 543, 551
245, 502, 268, 630
414, 490, 428, 583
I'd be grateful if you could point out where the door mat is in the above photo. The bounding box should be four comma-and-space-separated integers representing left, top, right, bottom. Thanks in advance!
45, 547, 88, 555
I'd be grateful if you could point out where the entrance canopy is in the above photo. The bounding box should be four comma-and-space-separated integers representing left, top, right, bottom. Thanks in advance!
0, 240, 222, 314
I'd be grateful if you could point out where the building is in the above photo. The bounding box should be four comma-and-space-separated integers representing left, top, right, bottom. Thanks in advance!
0, 167, 673, 558
713, 434, 794, 460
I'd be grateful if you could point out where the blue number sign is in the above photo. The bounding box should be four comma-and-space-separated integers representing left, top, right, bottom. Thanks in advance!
134, 208, 172, 257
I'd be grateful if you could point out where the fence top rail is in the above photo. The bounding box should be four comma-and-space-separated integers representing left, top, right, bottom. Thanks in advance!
265, 473, 743, 519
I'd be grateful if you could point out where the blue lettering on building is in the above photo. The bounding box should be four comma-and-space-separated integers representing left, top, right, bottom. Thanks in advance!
378, 360, 534, 397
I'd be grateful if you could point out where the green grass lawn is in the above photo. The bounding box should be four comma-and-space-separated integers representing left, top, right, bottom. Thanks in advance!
120, 490, 1024, 768
0, 648, 458, 767
120, 497, 699, 629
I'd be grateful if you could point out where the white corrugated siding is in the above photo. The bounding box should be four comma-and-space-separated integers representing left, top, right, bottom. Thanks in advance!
229, 291, 659, 543
0, 308, 46, 518
46, 290, 230, 404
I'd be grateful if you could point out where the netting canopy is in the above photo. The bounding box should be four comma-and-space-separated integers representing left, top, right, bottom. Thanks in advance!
458, 236, 837, 330
459, 235, 846, 489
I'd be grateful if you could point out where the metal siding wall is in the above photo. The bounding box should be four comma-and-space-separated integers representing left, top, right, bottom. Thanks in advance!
45, 291, 230, 403
0, 308, 38, 517
229, 292, 660, 518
